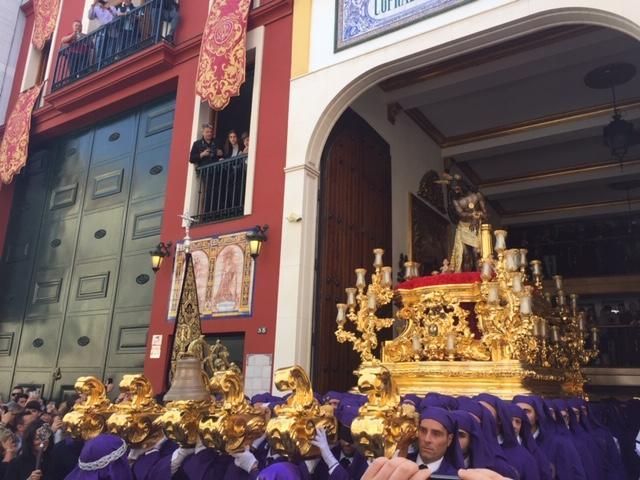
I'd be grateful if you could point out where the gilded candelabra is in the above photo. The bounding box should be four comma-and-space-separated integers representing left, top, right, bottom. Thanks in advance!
474, 229, 536, 362
335, 249, 395, 363
539, 277, 599, 395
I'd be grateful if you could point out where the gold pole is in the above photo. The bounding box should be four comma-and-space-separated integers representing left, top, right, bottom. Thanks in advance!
480, 224, 493, 260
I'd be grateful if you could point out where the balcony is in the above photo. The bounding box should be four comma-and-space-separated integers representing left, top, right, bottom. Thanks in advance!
194, 154, 248, 224
52, 0, 169, 92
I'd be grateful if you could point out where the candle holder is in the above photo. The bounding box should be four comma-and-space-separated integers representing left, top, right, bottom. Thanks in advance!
335, 249, 396, 363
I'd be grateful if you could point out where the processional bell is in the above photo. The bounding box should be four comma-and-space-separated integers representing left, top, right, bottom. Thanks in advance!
164, 355, 210, 401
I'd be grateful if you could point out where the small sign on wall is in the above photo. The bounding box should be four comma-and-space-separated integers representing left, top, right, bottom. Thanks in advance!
149, 334, 163, 359
336, 0, 475, 50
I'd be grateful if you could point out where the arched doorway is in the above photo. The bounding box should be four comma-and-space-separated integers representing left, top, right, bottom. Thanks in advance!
273, 6, 640, 383
306, 21, 640, 392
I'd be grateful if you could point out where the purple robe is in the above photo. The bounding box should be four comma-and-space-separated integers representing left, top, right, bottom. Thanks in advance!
513, 395, 588, 480
181, 449, 232, 480
131, 438, 177, 480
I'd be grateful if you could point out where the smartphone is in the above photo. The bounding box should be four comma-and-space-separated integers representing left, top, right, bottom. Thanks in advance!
107, 377, 113, 385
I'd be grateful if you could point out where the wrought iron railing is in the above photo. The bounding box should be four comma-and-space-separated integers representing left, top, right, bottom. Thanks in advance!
194, 154, 248, 224
52, 0, 168, 91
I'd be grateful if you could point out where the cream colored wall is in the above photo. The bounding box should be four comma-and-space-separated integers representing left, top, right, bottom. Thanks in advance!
272, 1, 640, 386
350, 87, 443, 275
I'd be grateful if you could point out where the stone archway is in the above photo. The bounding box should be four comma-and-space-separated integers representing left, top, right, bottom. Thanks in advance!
272, 6, 640, 383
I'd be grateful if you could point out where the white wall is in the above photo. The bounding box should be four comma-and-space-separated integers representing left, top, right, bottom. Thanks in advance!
350, 87, 442, 274
0, 0, 25, 123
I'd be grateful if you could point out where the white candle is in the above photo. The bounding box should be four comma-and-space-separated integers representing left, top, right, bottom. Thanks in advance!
487, 283, 500, 304
412, 335, 421, 353
481, 259, 493, 281
336, 304, 347, 326
512, 273, 523, 293
505, 249, 519, 272
553, 275, 563, 291
551, 326, 560, 343
530, 260, 543, 276
446, 332, 456, 353
540, 319, 548, 338
355, 268, 367, 289
367, 290, 377, 311
519, 294, 532, 315
519, 249, 528, 268
345, 288, 356, 308
381, 266, 392, 288
373, 248, 384, 269
494, 230, 508, 252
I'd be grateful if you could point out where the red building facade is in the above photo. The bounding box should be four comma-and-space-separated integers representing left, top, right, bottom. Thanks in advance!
0, 0, 292, 397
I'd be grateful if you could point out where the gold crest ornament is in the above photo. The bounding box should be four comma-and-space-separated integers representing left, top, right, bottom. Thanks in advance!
106, 375, 166, 447
199, 370, 266, 453
350, 364, 417, 459
62, 376, 114, 440
266, 366, 336, 459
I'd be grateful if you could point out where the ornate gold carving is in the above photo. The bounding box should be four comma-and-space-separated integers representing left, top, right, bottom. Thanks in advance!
351, 364, 417, 459
106, 375, 166, 448
62, 376, 114, 440
266, 366, 336, 459
154, 400, 211, 447
199, 370, 266, 453
171, 253, 203, 380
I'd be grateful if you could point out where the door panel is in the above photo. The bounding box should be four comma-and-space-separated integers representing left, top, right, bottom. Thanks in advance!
58, 313, 110, 368
74, 208, 125, 262
16, 315, 63, 367
313, 109, 392, 393
0, 97, 175, 398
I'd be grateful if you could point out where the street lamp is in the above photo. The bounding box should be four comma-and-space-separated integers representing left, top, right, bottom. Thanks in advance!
247, 225, 268, 259
150, 242, 172, 273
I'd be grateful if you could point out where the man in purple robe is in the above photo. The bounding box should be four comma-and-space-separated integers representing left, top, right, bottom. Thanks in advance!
407, 406, 464, 475
507, 404, 552, 480
65, 433, 133, 480
474, 393, 540, 480
513, 395, 587, 480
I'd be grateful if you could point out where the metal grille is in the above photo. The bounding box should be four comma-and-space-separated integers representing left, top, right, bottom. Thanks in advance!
194, 154, 248, 224
52, 0, 168, 91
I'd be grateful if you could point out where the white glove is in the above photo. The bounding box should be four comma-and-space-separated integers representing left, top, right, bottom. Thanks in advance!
233, 447, 258, 473
311, 427, 338, 473
170, 447, 194, 475
251, 433, 267, 450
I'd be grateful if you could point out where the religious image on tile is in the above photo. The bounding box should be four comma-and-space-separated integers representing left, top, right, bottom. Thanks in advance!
167, 232, 255, 319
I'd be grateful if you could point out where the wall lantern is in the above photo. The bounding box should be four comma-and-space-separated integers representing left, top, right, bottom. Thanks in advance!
150, 242, 172, 273
247, 225, 269, 259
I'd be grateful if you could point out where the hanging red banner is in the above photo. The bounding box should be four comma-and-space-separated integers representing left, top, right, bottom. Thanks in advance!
195, 0, 251, 111
0, 84, 43, 184
32, 0, 62, 50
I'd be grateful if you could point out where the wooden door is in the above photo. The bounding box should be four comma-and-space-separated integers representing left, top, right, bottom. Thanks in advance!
313, 109, 392, 393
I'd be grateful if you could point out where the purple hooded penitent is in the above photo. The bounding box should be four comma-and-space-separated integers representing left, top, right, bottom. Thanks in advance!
513, 395, 588, 480
65, 434, 133, 480
413, 407, 464, 475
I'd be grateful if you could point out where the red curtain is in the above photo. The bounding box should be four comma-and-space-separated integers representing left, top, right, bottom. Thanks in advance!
195, 0, 252, 111
0, 84, 43, 184
32, 0, 62, 50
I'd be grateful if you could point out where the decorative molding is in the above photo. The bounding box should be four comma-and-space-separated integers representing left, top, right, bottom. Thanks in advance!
477, 158, 640, 189
379, 25, 597, 92
283, 163, 320, 178
407, 98, 640, 148
500, 197, 640, 218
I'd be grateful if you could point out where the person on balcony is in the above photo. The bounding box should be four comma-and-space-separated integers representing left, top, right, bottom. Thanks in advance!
114, 0, 139, 53
190, 124, 222, 165
60, 21, 89, 78
223, 130, 244, 158
241, 132, 250, 154
161, 0, 180, 42
88, 0, 116, 63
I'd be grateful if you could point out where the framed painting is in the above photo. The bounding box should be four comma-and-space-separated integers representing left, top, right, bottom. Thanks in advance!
409, 192, 451, 276
167, 231, 256, 319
